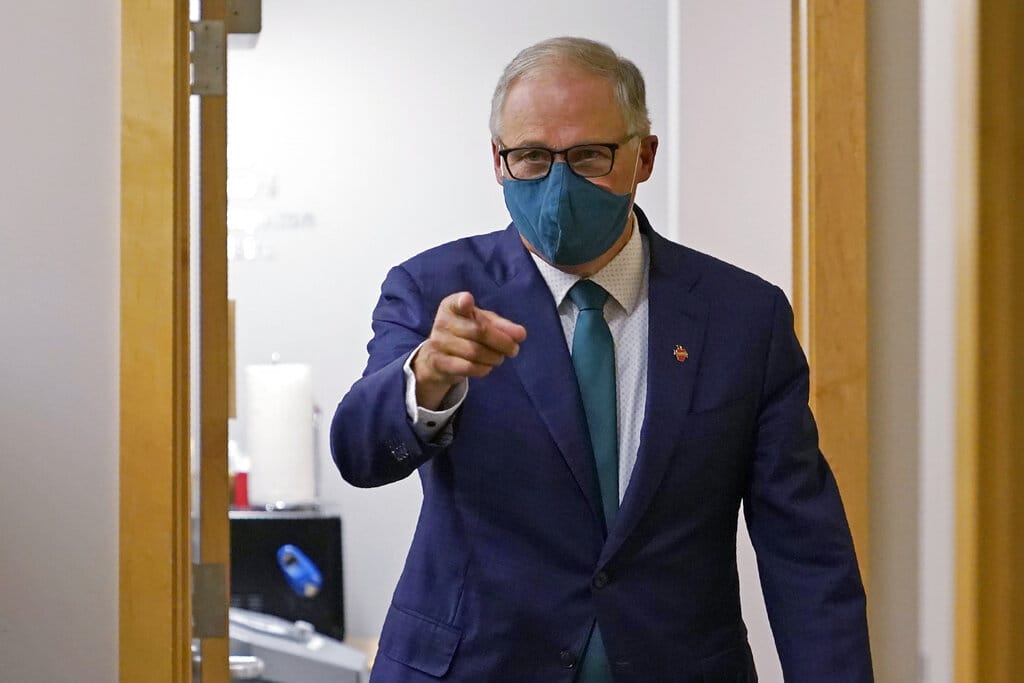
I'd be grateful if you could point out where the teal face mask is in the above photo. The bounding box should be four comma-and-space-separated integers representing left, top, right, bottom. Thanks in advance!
502, 151, 639, 267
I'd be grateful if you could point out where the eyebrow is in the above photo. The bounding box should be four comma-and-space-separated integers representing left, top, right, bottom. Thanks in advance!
505, 139, 613, 149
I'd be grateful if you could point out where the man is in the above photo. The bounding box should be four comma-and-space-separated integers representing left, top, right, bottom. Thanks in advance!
331, 37, 872, 682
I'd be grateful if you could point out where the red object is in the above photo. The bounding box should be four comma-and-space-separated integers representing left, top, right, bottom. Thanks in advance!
674, 345, 689, 362
234, 471, 250, 508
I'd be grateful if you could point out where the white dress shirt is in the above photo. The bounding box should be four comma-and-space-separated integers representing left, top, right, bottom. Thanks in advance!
404, 221, 650, 502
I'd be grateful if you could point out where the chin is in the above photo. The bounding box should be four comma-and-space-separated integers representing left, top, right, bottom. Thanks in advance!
520, 221, 632, 278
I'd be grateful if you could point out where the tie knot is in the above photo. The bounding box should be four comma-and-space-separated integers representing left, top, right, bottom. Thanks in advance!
569, 279, 609, 311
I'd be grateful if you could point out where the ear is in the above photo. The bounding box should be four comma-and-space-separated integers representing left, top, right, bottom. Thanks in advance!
635, 135, 659, 184
491, 140, 504, 186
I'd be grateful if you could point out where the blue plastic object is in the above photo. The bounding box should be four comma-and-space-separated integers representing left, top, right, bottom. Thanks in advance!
276, 544, 323, 598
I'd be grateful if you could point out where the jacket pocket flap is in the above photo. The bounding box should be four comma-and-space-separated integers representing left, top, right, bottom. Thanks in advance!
681, 393, 757, 441
379, 604, 462, 677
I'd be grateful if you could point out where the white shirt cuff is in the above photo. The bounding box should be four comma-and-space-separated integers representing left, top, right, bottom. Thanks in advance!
402, 344, 468, 444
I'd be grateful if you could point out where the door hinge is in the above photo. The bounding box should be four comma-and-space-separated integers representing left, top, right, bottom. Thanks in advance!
227, 0, 262, 35
190, 0, 261, 96
190, 20, 226, 96
192, 563, 229, 638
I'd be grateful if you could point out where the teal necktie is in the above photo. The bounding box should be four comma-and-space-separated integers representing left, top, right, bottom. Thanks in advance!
569, 279, 619, 529
568, 279, 618, 683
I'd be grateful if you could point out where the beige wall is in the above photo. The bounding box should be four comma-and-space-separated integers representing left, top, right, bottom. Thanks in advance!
867, 2, 923, 681
868, 1, 960, 681
0, 2, 119, 681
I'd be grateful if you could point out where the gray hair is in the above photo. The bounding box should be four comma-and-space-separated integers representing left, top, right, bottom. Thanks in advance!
489, 36, 651, 140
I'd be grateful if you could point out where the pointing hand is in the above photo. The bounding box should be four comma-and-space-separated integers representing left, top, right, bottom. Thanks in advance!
412, 292, 528, 410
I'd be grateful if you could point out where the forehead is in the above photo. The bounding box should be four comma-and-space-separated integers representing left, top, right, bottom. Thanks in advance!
500, 64, 627, 147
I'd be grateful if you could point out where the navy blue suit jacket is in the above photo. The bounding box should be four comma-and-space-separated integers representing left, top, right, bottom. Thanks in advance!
331, 208, 872, 682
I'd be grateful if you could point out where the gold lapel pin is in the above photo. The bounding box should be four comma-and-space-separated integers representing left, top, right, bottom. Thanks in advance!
674, 345, 689, 362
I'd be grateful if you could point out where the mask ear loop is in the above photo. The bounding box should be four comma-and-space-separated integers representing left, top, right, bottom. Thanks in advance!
624, 137, 643, 229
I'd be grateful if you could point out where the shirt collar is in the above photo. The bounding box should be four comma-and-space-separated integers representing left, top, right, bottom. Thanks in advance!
529, 214, 647, 314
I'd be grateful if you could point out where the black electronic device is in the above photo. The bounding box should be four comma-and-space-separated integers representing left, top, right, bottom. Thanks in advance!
229, 511, 345, 641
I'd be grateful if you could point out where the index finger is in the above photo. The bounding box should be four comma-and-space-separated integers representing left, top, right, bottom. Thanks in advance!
444, 291, 477, 319
473, 308, 526, 357
476, 308, 527, 344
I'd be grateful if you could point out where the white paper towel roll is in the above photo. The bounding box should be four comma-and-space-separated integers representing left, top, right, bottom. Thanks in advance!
244, 363, 316, 506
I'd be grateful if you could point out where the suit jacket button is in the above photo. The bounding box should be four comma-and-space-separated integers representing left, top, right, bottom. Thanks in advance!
592, 571, 611, 589
559, 649, 577, 669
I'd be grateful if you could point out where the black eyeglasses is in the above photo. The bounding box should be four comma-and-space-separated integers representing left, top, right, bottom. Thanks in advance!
499, 136, 636, 180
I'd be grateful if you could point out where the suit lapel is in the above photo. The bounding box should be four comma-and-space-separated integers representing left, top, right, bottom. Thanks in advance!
477, 227, 606, 537
600, 221, 709, 566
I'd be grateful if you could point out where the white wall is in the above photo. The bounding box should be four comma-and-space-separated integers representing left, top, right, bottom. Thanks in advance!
672, 1, 793, 289
917, 0, 962, 680
0, 3, 119, 682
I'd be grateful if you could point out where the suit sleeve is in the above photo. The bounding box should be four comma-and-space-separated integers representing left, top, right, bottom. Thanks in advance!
330, 264, 453, 488
743, 287, 874, 681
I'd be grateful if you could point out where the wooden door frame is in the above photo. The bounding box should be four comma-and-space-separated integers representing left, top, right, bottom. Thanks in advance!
956, 0, 1024, 679
792, 0, 870, 584
120, 1, 231, 681
120, 2, 192, 681
196, 2, 232, 682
